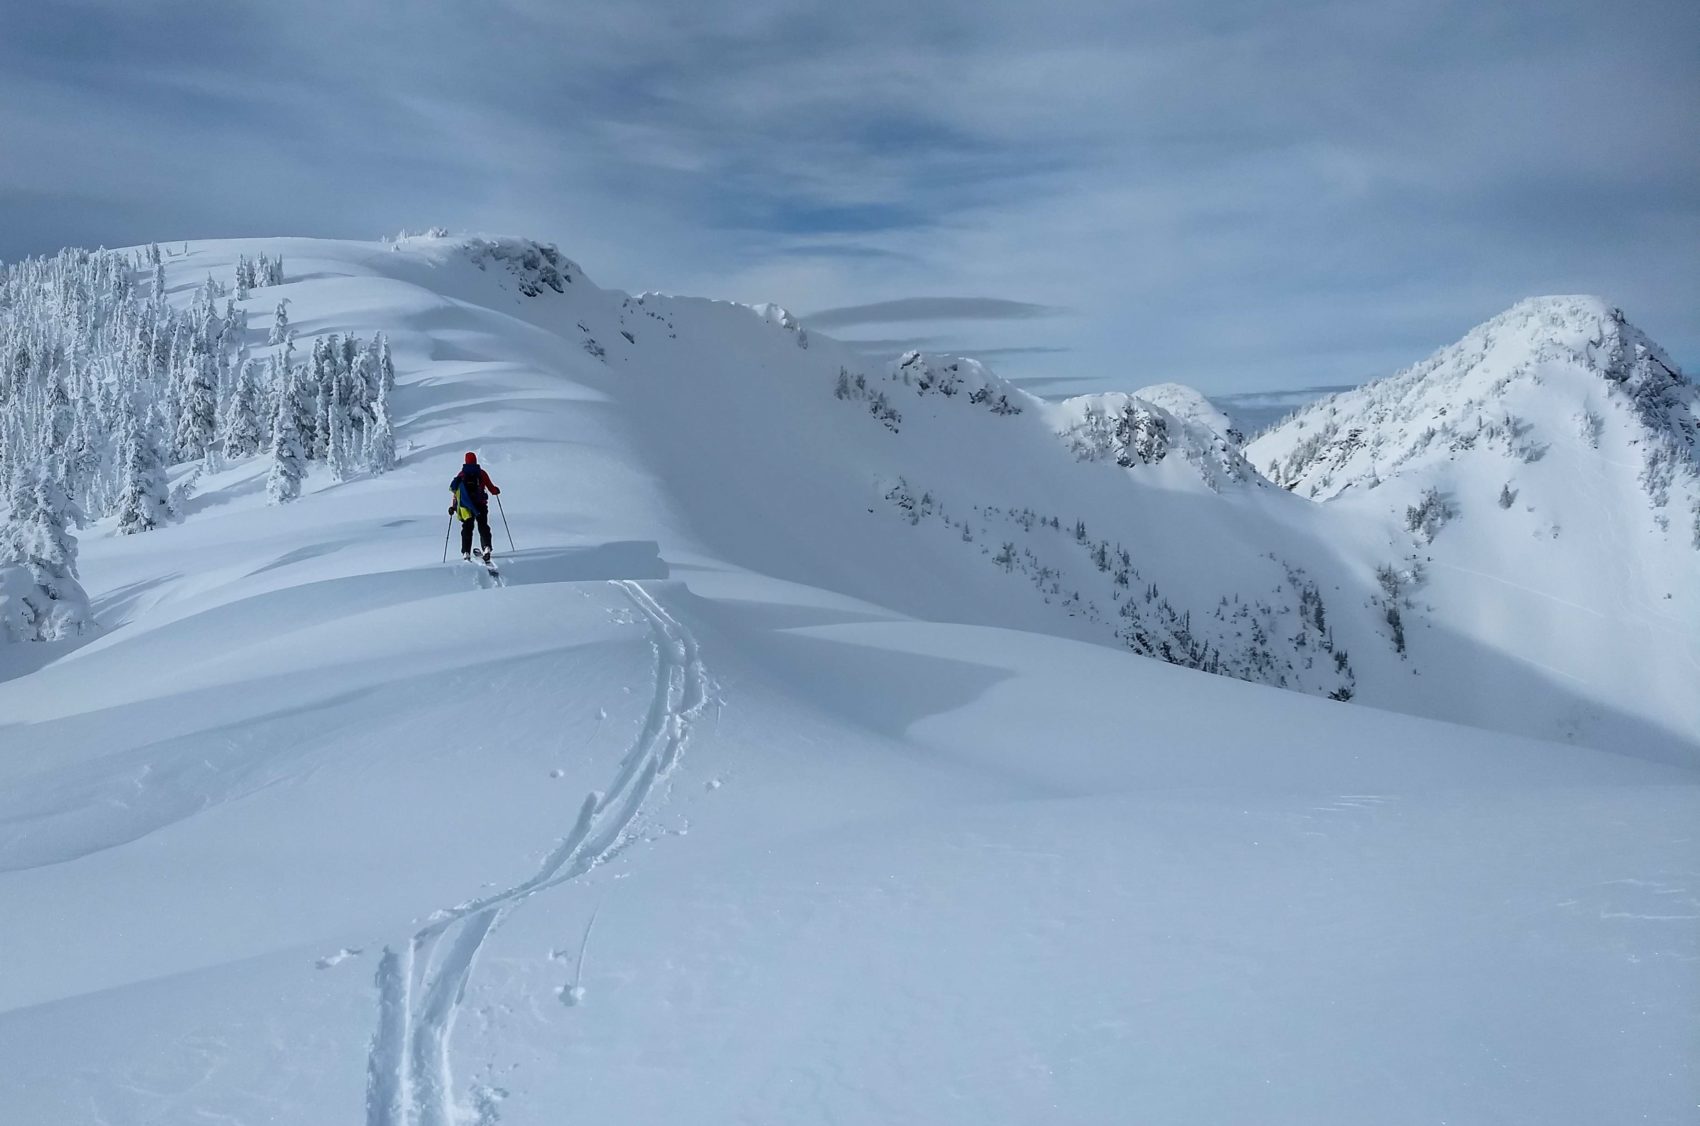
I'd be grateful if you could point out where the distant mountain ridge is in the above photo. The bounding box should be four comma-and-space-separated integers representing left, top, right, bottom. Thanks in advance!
2, 237, 1694, 759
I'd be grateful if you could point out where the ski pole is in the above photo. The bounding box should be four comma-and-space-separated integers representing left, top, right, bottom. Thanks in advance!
442, 513, 453, 563
495, 494, 515, 552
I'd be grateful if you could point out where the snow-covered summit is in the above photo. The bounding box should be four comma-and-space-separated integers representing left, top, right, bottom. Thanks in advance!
1050, 390, 1261, 492
1131, 381, 1246, 446
1252, 296, 1697, 525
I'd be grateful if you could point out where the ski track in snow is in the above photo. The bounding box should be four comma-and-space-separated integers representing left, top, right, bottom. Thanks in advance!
364, 580, 709, 1126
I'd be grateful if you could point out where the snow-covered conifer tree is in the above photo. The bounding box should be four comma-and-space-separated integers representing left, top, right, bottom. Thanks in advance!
114, 404, 171, 534
348, 346, 375, 427
174, 347, 218, 461
0, 459, 92, 642
269, 300, 289, 346
366, 375, 396, 474
221, 359, 265, 459
266, 371, 307, 504
65, 407, 105, 522
327, 393, 353, 482
310, 336, 336, 460
377, 334, 396, 399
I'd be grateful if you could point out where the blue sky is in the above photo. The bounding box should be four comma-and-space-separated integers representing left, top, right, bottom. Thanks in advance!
1, 0, 1694, 398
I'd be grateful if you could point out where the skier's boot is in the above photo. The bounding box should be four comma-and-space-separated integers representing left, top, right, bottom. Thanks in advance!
482, 547, 494, 564
461, 551, 472, 562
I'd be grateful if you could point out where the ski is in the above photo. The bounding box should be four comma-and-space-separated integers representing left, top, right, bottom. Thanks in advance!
456, 554, 500, 579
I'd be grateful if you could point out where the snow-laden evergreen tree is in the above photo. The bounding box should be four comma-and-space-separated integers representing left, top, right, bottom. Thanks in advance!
377, 334, 396, 399
174, 346, 218, 461
366, 375, 396, 474
349, 345, 376, 428
266, 368, 307, 505
38, 369, 78, 508
1406, 487, 1456, 543
258, 352, 283, 445
221, 358, 265, 459
0, 458, 92, 642
310, 335, 336, 460
269, 300, 289, 346
66, 407, 105, 523
219, 297, 241, 356
114, 402, 171, 534
327, 391, 354, 482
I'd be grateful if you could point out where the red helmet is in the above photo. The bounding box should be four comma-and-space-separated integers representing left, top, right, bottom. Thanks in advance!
464, 451, 478, 464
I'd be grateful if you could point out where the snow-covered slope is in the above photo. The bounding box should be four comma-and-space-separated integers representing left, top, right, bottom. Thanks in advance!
1251, 296, 1699, 758
1, 239, 1696, 1125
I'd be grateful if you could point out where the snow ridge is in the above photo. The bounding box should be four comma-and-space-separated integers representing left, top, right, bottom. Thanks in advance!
364, 581, 710, 1126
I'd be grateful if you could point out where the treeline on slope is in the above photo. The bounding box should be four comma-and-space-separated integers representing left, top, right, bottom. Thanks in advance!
885, 480, 1358, 700
828, 349, 1354, 700
0, 244, 397, 642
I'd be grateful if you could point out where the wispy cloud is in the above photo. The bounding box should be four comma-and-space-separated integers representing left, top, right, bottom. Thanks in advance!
2, 0, 1695, 393
805, 298, 1063, 330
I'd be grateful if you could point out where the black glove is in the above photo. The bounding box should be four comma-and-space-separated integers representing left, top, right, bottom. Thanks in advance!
449, 505, 456, 515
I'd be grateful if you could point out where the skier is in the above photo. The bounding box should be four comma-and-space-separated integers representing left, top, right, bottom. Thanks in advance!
450, 452, 501, 563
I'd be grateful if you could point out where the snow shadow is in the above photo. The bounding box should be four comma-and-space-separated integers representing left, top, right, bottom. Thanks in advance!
173, 469, 269, 517
56, 542, 664, 692
247, 539, 367, 577
0, 683, 383, 872
0, 635, 94, 687
696, 600, 1013, 740
90, 573, 182, 629
1402, 611, 1700, 769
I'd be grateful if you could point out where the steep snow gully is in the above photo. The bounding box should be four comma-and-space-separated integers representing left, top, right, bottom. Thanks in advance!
364, 580, 711, 1126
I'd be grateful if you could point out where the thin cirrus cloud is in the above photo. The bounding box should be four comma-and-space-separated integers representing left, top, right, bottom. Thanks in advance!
0, 0, 1694, 396
804, 298, 1065, 330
